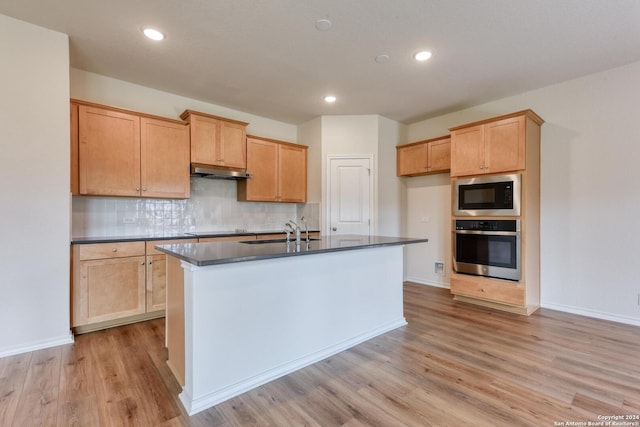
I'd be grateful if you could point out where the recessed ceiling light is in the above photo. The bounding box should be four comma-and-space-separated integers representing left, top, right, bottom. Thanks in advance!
323, 95, 337, 103
413, 50, 432, 61
142, 27, 165, 41
315, 18, 333, 31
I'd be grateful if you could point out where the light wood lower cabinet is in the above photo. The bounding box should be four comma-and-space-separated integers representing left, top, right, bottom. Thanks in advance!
144, 239, 196, 313
72, 239, 195, 333
450, 273, 527, 311
72, 242, 146, 328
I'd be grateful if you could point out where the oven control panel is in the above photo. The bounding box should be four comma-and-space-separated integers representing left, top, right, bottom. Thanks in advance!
455, 220, 519, 232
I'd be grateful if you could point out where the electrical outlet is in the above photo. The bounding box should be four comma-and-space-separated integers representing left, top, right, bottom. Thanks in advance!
434, 261, 445, 275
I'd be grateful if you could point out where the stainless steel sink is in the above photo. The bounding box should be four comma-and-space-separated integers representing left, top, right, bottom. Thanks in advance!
240, 238, 320, 244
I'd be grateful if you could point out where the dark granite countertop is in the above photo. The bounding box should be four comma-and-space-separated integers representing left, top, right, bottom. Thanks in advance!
155, 235, 428, 266
71, 230, 320, 244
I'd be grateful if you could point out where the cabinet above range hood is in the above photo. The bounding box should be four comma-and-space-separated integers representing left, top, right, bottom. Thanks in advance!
190, 163, 252, 180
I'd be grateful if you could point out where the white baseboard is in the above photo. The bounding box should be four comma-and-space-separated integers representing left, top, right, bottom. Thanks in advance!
0, 331, 74, 358
541, 301, 640, 327
404, 276, 450, 289
181, 318, 407, 416
407, 282, 640, 327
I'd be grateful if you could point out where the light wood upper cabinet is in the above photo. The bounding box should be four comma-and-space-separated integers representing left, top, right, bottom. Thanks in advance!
396, 136, 450, 177
70, 102, 79, 195
180, 110, 248, 170
429, 138, 452, 173
140, 117, 190, 198
277, 143, 307, 203
75, 100, 190, 198
450, 111, 542, 177
79, 105, 141, 197
239, 137, 278, 201
237, 136, 307, 203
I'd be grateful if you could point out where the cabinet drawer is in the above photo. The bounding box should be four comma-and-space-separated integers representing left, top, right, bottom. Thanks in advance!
146, 239, 196, 255
78, 241, 145, 260
450, 275, 525, 306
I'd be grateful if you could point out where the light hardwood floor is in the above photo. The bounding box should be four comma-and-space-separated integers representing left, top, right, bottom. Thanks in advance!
2, 282, 639, 426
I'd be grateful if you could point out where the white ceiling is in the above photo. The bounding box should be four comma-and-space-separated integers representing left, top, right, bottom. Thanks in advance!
2, 1, 640, 124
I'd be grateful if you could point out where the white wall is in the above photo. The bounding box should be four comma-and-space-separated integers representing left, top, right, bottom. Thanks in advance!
315, 115, 406, 237
405, 60, 640, 325
377, 116, 406, 237
297, 117, 322, 204
71, 69, 298, 142
0, 15, 73, 356
320, 116, 380, 234
403, 174, 451, 288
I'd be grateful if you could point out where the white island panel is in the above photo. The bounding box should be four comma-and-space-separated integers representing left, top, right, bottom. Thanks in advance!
180, 245, 405, 415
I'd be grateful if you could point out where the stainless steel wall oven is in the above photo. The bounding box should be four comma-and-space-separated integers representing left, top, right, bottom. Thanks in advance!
453, 219, 521, 281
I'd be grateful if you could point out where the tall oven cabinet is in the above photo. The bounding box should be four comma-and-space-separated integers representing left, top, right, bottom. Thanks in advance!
448, 110, 543, 315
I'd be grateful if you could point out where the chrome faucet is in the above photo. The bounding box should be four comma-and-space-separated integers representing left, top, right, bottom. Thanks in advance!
284, 222, 295, 243
300, 216, 309, 242
286, 220, 301, 244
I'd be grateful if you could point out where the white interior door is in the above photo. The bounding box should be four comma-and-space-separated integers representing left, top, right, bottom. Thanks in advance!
328, 156, 372, 236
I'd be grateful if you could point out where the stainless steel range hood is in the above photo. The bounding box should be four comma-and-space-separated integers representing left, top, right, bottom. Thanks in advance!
190, 163, 252, 180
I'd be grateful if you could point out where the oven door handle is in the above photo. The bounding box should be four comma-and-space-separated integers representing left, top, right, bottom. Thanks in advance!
454, 230, 520, 236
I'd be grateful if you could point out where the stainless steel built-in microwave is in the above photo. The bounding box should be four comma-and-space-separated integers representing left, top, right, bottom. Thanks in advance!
453, 173, 521, 216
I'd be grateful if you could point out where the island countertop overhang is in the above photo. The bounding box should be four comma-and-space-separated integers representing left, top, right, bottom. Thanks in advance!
156, 235, 428, 267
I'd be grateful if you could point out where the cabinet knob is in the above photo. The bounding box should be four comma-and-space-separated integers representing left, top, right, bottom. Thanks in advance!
481, 288, 486, 293
136, 187, 140, 191
149, 261, 152, 265
142, 187, 147, 192
141, 261, 145, 265
112, 248, 117, 252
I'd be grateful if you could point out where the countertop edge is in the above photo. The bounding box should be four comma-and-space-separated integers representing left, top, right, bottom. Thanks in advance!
156, 237, 428, 267
71, 230, 320, 244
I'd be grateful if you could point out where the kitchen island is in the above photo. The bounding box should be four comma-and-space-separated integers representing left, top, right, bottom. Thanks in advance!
156, 235, 428, 415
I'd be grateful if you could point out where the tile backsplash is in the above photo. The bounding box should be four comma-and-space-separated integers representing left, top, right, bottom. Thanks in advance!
72, 178, 320, 237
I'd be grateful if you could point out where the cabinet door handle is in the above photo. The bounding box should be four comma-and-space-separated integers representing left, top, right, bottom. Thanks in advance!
112, 248, 117, 252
